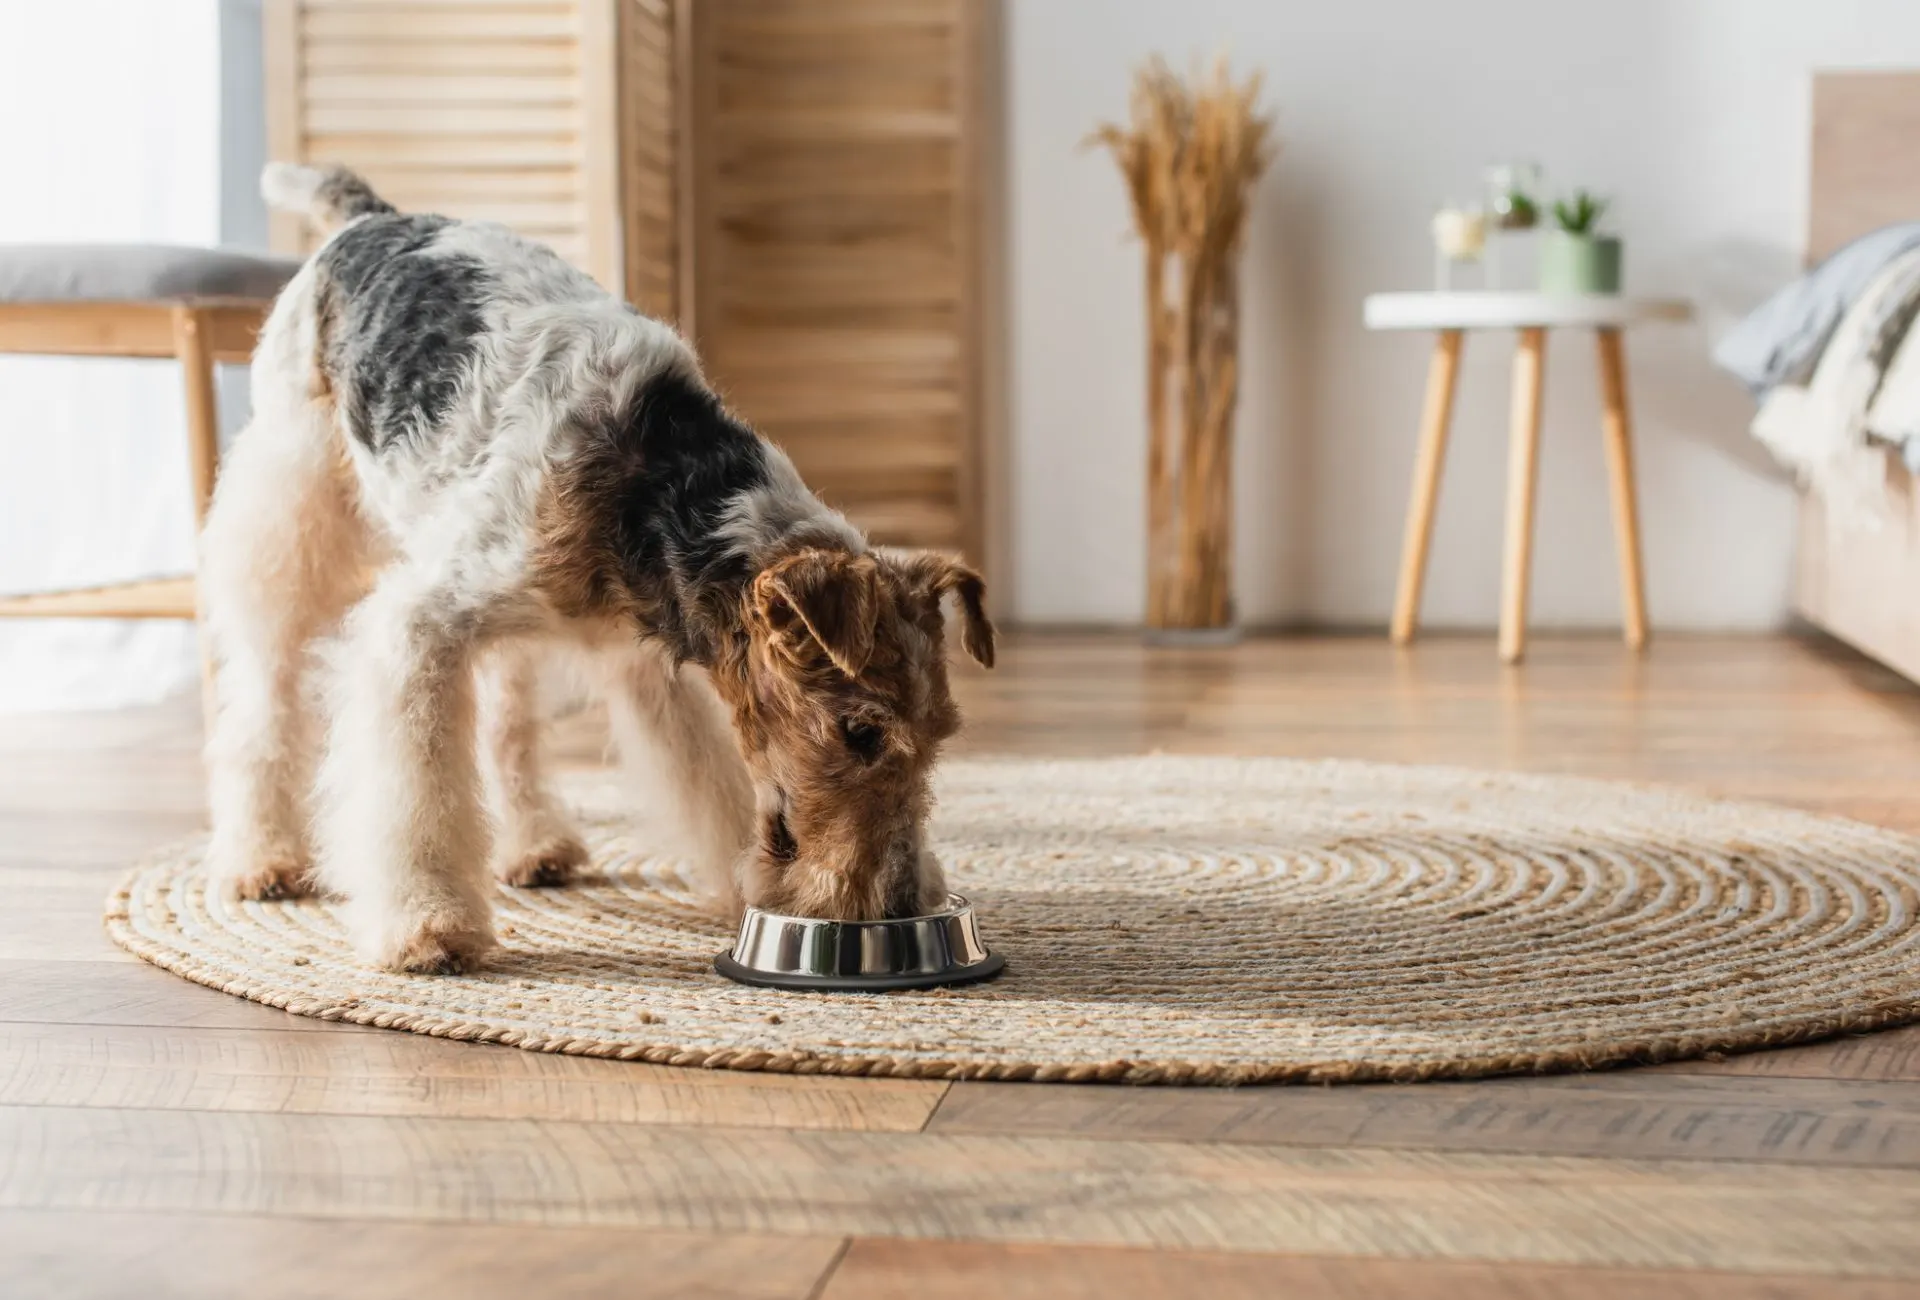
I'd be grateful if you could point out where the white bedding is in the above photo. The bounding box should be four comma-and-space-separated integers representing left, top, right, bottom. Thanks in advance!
1751, 244, 1920, 528
1866, 316, 1920, 462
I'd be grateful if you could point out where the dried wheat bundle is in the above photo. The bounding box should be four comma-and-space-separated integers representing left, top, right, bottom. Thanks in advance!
1093, 57, 1274, 630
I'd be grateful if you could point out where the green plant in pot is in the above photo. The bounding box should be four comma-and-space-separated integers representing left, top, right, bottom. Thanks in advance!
1539, 191, 1622, 294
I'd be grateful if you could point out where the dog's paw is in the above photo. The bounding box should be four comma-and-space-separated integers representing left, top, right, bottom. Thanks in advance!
227, 856, 316, 902
379, 916, 496, 975
492, 833, 589, 888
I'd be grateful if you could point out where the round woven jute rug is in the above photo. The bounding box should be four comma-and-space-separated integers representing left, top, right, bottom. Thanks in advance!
106, 756, 1920, 1084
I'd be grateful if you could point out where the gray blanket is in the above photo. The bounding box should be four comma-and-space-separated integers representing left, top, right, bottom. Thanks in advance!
1714, 222, 1920, 396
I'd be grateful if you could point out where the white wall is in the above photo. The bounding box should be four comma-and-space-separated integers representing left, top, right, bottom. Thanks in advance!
0, 2, 267, 713
1006, 0, 1920, 629
0, 1, 222, 710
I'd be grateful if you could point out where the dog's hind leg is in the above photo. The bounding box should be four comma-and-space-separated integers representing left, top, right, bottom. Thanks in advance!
478, 640, 588, 888
201, 337, 372, 902
598, 645, 754, 919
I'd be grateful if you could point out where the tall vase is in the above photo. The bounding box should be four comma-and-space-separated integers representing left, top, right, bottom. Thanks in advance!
1094, 58, 1274, 639
1145, 243, 1243, 636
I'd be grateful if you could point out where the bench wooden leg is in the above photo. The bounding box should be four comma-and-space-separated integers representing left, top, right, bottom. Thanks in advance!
1499, 327, 1546, 665
173, 306, 221, 527
1390, 329, 1464, 645
1596, 327, 1649, 651
173, 305, 221, 734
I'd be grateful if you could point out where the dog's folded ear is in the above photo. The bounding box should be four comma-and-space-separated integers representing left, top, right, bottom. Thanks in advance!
942, 563, 996, 669
891, 551, 995, 669
752, 550, 880, 678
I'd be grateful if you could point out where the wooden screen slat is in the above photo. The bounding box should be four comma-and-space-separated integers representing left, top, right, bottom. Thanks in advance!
718, 110, 959, 142
303, 40, 579, 73
304, 75, 580, 105
302, 134, 582, 167
358, 169, 580, 201
412, 200, 586, 227
302, 0, 577, 9
304, 104, 581, 135
761, 417, 963, 474
302, 10, 580, 41
722, 0, 957, 23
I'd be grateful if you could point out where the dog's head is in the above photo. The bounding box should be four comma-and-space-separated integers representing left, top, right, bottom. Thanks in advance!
720, 546, 994, 920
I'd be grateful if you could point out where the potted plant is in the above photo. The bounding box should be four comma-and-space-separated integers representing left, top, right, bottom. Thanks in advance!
1539, 191, 1621, 294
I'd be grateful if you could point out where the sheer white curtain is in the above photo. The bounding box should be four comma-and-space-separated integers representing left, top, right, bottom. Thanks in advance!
0, 1, 223, 712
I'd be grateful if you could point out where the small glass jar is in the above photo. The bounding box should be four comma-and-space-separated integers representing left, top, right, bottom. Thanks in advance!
1431, 204, 1488, 289
1485, 162, 1542, 231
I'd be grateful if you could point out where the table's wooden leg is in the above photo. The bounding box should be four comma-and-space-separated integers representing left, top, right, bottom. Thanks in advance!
1390, 329, 1464, 645
1498, 327, 1546, 665
1595, 326, 1649, 651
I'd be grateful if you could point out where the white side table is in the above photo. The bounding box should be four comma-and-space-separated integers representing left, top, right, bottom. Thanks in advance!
1363, 292, 1694, 664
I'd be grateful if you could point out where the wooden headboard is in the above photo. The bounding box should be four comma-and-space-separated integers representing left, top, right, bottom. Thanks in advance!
1810, 71, 1920, 260
1797, 70, 1920, 685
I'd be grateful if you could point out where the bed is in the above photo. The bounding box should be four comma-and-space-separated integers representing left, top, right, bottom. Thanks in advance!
1789, 72, 1920, 682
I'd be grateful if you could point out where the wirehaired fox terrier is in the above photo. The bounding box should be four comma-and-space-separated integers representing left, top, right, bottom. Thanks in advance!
199, 163, 994, 973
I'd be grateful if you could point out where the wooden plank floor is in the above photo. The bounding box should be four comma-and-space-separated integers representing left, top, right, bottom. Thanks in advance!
5, 632, 1920, 1298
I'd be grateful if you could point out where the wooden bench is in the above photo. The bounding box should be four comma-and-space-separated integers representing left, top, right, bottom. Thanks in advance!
0, 245, 298, 696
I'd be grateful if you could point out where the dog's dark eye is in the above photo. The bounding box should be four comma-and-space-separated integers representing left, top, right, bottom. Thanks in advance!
840, 718, 885, 761
763, 809, 797, 863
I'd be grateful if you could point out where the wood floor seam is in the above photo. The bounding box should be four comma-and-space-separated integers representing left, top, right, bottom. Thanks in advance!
916, 1081, 955, 1133
802, 1238, 854, 1300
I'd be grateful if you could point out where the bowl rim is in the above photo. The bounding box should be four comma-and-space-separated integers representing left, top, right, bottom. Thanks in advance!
735, 891, 975, 929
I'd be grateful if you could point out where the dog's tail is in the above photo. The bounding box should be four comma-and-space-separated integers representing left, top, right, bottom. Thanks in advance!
260, 162, 396, 234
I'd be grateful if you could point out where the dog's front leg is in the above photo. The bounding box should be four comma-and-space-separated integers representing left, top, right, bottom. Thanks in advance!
599, 645, 753, 920
315, 565, 506, 973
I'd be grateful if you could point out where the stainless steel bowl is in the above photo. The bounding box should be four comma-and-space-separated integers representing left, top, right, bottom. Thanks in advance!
714, 893, 1006, 992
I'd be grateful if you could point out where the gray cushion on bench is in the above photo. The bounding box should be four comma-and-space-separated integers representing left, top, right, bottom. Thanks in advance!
0, 244, 301, 304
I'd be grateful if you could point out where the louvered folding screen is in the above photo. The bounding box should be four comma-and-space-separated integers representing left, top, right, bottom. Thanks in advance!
265, 0, 988, 560
687, 0, 986, 556
265, 0, 635, 294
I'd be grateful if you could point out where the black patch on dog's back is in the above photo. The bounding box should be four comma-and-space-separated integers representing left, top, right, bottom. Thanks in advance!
604, 372, 773, 657
314, 214, 490, 452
